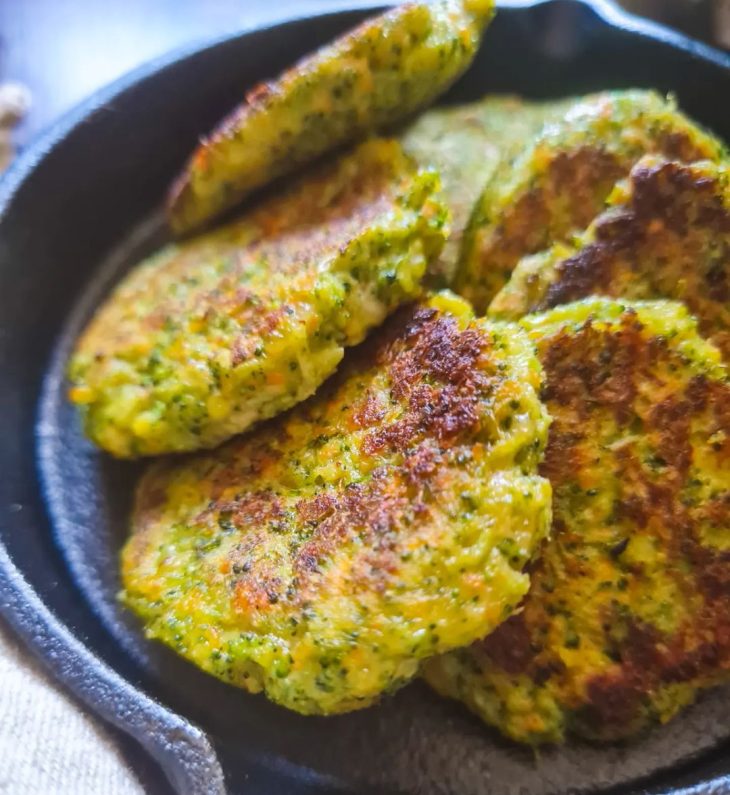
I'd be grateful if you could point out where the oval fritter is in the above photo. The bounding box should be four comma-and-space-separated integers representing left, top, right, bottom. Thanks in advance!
489, 157, 730, 361
455, 90, 725, 312
69, 139, 446, 458
168, 0, 495, 234
424, 298, 730, 745
400, 94, 570, 284
121, 292, 552, 715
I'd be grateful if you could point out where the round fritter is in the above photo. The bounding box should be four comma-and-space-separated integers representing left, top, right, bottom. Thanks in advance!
122, 292, 552, 715
400, 94, 569, 284
168, 0, 495, 233
489, 156, 730, 361
424, 298, 730, 744
69, 139, 446, 458
455, 89, 725, 312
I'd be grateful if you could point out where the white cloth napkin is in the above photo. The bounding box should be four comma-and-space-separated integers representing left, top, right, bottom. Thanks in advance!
0, 621, 143, 794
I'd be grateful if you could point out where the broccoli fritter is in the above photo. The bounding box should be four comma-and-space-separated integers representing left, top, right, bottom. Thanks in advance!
401, 95, 569, 283
69, 139, 446, 458
121, 292, 552, 715
168, 0, 495, 233
424, 298, 730, 744
489, 157, 730, 362
455, 90, 725, 312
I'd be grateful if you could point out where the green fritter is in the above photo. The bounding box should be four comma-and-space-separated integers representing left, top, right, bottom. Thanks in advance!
424, 298, 730, 745
400, 94, 569, 284
69, 139, 446, 458
489, 157, 730, 361
455, 89, 725, 312
121, 291, 552, 716
168, 0, 495, 234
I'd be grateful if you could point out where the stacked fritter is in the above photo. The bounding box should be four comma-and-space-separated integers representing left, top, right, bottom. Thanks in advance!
489, 156, 730, 359
70, 139, 447, 457
430, 85, 729, 744
123, 293, 551, 714
455, 89, 725, 312
68, 0, 729, 743
425, 300, 730, 743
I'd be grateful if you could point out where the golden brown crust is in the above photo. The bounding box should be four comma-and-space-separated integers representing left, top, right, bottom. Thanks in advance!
483, 311, 730, 738
363, 307, 492, 453
69, 139, 446, 457
477, 147, 624, 290
494, 158, 730, 362
122, 293, 551, 714
170, 306, 503, 609
545, 162, 730, 350
167, 0, 494, 232
424, 300, 730, 744
458, 90, 725, 312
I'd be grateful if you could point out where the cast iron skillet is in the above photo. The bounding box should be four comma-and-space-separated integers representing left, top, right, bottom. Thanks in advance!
1, 1, 730, 793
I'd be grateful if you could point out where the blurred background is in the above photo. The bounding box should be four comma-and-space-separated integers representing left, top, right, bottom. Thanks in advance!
0, 0, 728, 160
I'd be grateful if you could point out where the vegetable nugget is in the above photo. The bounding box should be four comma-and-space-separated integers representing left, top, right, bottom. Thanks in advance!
425, 299, 730, 744
122, 293, 552, 715
70, 139, 445, 457
168, 0, 495, 233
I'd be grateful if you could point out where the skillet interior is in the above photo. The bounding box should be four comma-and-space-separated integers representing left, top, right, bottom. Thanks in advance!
1, 2, 730, 793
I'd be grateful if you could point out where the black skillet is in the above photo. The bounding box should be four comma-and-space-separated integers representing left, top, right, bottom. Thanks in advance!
1, 1, 730, 793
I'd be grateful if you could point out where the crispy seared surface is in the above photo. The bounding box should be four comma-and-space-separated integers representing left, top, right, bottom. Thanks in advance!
121, 292, 552, 715
455, 90, 725, 312
424, 299, 730, 744
401, 95, 569, 283
69, 139, 446, 458
168, 0, 495, 233
490, 157, 730, 362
